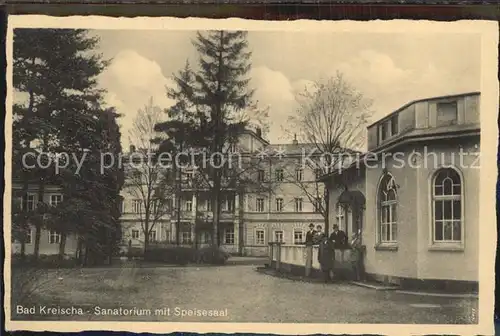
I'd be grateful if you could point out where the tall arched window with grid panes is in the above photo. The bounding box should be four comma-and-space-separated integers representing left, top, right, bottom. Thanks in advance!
432, 168, 463, 243
378, 173, 398, 243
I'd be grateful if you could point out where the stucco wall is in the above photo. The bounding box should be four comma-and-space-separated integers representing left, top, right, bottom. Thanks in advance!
12, 227, 78, 256
363, 138, 479, 282
364, 152, 419, 279
414, 140, 479, 281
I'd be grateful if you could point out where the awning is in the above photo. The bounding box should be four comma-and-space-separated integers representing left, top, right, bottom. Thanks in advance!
337, 190, 366, 208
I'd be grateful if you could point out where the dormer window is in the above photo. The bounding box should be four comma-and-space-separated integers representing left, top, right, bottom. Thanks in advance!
390, 115, 398, 135
437, 101, 458, 126
378, 114, 399, 144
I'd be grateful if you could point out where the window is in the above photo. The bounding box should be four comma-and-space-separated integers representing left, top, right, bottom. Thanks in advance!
255, 230, 265, 245
378, 116, 398, 144
257, 169, 265, 182
185, 199, 193, 212
25, 228, 32, 244
131, 229, 140, 239
314, 198, 322, 213
50, 194, 63, 207
132, 170, 141, 180
223, 197, 234, 212
22, 194, 36, 211
275, 198, 284, 212
294, 198, 303, 212
119, 199, 125, 214
200, 231, 210, 244
378, 174, 398, 243
275, 169, 284, 182
256, 198, 265, 212
437, 101, 458, 126
164, 198, 173, 212
184, 171, 194, 181
315, 168, 323, 179
132, 199, 142, 214
432, 168, 462, 243
379, 122, 388, 142
49, 230, 61, 244
151, 199, 160, 214
296, 169, 303, 181
224, 226, 235, 244
336, 203, 345, 227
164, 231, 171, 243
293, 230, 303, 245
274, 230, 284, 243
181, 231, 192, 244
390, 115, 399, 135
149, 230, 157, 242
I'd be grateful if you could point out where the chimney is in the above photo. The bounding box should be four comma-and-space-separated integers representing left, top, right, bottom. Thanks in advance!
292, 134, 298, 145
130, 145, 136, 153
256, 128, 262, 138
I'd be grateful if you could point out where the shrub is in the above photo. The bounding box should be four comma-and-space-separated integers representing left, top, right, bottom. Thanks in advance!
195, 246, 230, 265
143, 245, 230, 265
143, 245, 194, 265
12, 253, 78, 269
126, 247, 144, 259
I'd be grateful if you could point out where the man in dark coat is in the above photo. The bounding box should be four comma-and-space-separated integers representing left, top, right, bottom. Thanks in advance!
314, 225, 326, 244
317, 235, 335, 283
329, 224, 348, 262
329, 224, 348, 249
305, 223, 316, 246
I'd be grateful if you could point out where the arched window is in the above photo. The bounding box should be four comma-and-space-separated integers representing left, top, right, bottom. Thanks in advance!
432, 168, 462, 243
378, 173, 397, 243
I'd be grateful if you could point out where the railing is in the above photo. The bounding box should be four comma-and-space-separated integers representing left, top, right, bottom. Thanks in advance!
268, 243, 363, 279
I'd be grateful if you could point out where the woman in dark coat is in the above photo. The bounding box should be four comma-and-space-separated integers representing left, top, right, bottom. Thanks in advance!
317, 235, 335, 283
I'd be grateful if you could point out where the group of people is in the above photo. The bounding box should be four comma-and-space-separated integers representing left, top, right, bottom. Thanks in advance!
305, 223, 348, 283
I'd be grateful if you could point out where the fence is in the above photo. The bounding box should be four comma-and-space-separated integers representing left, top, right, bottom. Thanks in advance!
268, 242, 363, 280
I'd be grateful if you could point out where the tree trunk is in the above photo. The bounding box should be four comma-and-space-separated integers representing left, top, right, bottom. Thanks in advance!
33, 179, 45, 262
83, 235, 89, 266
58, 231, 67, 262
77, 237, 84, 265
324, 186, 330, 236
20, 237, 26, 261
238, 190, 245, 256
211, 189, 220, 247
194, 191, 199, 249
143, 225, 149, 254
176, 191, 181, 245
20, 179, 29, 261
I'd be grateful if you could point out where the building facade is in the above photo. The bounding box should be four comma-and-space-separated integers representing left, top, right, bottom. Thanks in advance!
11, 184, 79, 257
119, 130, 326, 257
11, 130, 326, 258
322, 92, 480, 289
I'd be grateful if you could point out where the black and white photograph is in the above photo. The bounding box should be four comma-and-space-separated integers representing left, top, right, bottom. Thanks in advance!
4, 16, 498, 335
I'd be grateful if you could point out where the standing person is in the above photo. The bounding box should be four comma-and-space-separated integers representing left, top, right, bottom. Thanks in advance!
329, 224, 348, 262
314, 225, 326, 244
317, 235, 335, 283
305, 223, 316, 246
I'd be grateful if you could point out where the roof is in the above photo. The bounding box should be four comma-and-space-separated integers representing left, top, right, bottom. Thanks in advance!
266, 143, 360, 156
368, 91, 481, 129
318, 124, 480, 181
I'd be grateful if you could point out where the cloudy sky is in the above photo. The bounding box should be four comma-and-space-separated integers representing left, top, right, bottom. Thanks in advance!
93, 30, 481, 147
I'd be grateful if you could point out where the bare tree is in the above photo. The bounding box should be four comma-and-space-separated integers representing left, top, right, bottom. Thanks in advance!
286, 72, 373, 234
127, 97, 173, 252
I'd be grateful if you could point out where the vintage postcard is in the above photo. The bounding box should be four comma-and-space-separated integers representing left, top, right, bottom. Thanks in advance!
4, 15, 498, 335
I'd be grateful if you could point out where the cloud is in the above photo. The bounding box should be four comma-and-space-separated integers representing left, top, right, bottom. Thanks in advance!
99, 49, 175, 147
251, 66, 314, 143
